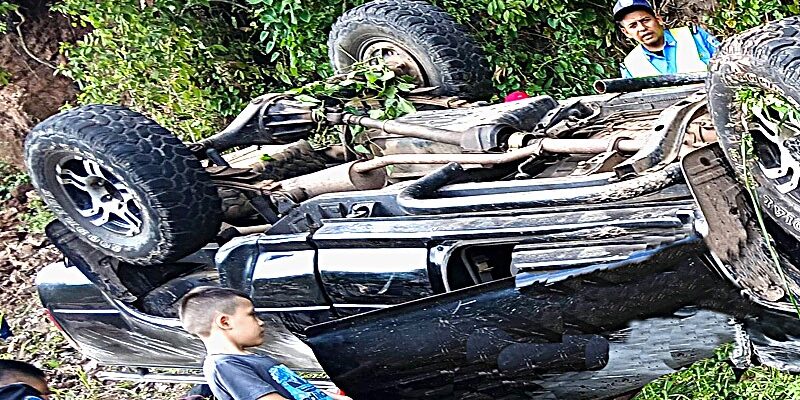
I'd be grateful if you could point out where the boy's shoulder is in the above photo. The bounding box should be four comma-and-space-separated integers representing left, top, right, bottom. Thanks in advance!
204, 353, 279, 372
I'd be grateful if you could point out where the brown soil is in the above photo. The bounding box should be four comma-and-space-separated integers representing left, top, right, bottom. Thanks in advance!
0, 7, 84, 169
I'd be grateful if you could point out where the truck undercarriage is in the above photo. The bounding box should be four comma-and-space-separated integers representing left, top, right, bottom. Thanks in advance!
23, 4, 800, 399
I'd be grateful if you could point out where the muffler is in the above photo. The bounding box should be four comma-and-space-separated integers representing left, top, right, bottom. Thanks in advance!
276, 161, 387, 202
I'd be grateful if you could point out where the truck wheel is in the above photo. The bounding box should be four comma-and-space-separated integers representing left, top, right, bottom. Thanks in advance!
328, 0, 493, 100
24, 105, 222, 265
708, 16, 800, 241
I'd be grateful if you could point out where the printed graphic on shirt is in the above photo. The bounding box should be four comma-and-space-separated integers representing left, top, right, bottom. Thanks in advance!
269, 364, 331, 400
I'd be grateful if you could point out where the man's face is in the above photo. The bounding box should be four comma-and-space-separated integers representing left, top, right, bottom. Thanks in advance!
619, 10, 665, 49
227, 297, 265, 348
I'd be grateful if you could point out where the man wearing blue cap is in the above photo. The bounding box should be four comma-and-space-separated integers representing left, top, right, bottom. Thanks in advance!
613, 0, 720, 78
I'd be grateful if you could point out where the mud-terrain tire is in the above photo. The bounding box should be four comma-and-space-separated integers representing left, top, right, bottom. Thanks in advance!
328, 0, 493, 100
708, 17, 800, 242
139, 268, 219, 318
24, 105, 222, 265
220, 140, 329, 221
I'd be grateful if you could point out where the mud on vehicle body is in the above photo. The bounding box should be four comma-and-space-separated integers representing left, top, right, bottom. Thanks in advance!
25, 3, 800, 399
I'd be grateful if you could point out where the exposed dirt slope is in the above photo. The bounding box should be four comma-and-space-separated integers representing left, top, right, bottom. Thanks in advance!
0, 6, 82, 169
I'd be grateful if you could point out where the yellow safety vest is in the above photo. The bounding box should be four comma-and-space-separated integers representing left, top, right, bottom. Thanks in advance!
623, 26, 708, 78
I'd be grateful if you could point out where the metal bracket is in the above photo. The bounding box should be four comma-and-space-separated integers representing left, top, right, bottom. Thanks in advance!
571, 135, 632, 176
615, 91, 707, 177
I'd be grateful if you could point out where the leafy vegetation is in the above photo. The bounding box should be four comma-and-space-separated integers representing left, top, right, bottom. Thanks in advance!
0, 161, 29, 201
20, 197, 54, 233
706, 0, 800, 37
0, 1, 17, 34
246, 0, 342, 85
0, 67, 11, 86
0, 162, 53, 232
287, 59, 417, 150
52, 0, 800, 142
440, 0, 618, 96
637, 345, 800, 399
53, 0, 273, 141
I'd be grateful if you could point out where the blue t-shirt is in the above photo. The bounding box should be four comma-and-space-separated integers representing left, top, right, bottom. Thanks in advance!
203, 353, 332, 400
0, 383, 46, 400
620, 26, 721, 78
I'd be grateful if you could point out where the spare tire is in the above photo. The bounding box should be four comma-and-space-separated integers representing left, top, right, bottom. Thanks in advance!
708, 17, 800, 242
24, 105, 222, 265
328, 0, 493, 100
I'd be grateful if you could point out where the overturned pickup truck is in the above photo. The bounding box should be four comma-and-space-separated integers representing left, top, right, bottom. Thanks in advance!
25, 0, 800, 398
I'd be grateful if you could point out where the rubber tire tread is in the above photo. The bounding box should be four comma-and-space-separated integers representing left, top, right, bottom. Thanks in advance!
708, 16, 800, 241
24, 105, 222, 265
328, 0, 492, 100
220, 140, 328, 221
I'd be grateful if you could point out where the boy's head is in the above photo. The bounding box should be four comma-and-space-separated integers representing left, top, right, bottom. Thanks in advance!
179, 286, 265, 348
0, 360, 50, 398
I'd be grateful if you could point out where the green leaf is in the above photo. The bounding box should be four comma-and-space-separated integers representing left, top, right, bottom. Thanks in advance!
295, 94, 321, 103
396, 96, 416, 115
265, 39, 276, 54
382, 85, 398, 99
365, 71, 380, 83
380, 70, 395, 81
298, 9, 311, 23
353, 144, 371, 154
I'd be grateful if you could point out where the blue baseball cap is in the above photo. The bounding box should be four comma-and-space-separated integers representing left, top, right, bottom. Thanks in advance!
613, 0, 655, 21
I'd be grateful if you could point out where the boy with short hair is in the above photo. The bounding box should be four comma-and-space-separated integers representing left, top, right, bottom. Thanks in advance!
179, 286, 351, 400
0, 359, 51, 399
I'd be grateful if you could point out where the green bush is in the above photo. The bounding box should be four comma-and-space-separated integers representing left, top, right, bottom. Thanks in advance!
54, 0, 273, 141
437, 0, 619, 97
705, 0, 800, 37
53, 0, 800, 142
0, 2, 16, 35
0, 161, 29, 201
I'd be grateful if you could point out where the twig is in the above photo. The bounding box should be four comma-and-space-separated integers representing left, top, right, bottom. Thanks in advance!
14, 9, 57, 70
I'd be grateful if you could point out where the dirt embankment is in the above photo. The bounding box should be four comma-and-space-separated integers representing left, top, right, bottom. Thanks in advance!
0, 3, 83, 169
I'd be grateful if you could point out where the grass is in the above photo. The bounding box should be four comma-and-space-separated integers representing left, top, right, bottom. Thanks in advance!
638, 346, 800, 399
0, 161, 29, 200
0, 161, 54, 232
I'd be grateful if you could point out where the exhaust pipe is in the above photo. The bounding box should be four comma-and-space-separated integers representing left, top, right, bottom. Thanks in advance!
397, 162, 683, 215
593, 72, 706, 94
277, 161, 387, 202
